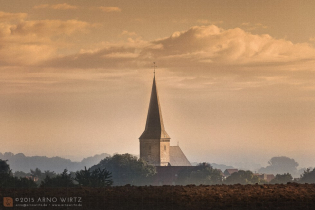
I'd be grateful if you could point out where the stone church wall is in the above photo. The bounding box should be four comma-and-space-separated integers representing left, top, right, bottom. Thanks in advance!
140, 139, 160, 165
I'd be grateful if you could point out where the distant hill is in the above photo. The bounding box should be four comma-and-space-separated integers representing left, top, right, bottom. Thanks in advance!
190, 162, 236, 171
0, 152, 110, 173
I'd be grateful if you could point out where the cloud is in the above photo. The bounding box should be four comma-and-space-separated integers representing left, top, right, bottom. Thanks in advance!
39, 25, 315, 72
121, 31, 137, 36
141, 25, 315, 66
0, 44, 55, 66
3, 23, 315, 75
0, 16, 93, 66
34, 3, 78, 10
51, 3, 78, 10
32, 25, 315, 100
33, 4, 122, 12
10, 19, 91, 36
99, 7, 121, 12
309, 37, 315, 42
0, 11, 27, 21
43, 46, 141, 69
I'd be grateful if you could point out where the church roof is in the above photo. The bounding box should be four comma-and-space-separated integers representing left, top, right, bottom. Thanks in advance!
224, 169, 239, 176
139, 75, 170, 139
169, 146, 191, 166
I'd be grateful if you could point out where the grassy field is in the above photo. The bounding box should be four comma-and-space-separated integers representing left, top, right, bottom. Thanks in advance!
1, 183, 315, 209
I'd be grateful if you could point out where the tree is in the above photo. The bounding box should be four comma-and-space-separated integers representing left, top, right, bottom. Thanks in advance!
40, 169, 76, 188
29, 168, 44, 185
298, 167, 313, 177
75, 166, 113, 187
12, 177, 38, 188
299, 168, 315, 183
224, 170, 261, 185
14, 171, 31, 178
258, 156, 299, 177
43, 170, 57, 178
0, 159, 11, 187
26, 168, 57, 186
0, 159, 11, 174
90, 153, 156, 186
177, 163, 223, 185
269, 173, 293, 184
0, 159, 37, 188
30, 168, 42, 178
0, 176, 37, 188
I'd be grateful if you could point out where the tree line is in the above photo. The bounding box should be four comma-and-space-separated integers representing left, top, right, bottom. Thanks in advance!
1, 160, 113, 188
1, 154, 315, 188
176, 163, 313, 185
0, 153, 155, 188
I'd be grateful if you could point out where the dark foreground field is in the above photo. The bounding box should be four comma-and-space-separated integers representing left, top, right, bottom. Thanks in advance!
1, 183, 315, 210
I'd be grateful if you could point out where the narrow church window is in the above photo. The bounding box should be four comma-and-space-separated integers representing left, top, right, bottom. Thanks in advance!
164, 145, 166, 150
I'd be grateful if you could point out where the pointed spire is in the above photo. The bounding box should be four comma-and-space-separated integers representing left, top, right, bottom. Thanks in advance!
139, 75, 170, 139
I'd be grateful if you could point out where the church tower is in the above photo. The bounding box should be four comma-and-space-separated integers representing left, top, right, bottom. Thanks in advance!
139, 74, 170, 166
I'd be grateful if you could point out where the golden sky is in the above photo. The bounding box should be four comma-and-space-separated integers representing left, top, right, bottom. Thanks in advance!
1, 0, 315, 168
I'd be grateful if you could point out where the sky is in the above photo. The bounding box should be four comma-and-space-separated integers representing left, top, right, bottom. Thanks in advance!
1, 0, 315, 169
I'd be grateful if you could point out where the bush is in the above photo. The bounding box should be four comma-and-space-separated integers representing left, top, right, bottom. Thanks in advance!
177, 163, 223, 185
75, 167, 113, 187
224, 170, 261, 185
40, 169, 76, 188
299, 168, 315, 183
269, 173, 293, 184
91, 153, 156, 186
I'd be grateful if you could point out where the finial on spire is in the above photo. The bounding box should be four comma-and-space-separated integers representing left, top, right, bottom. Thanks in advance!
152, 62, 157, 75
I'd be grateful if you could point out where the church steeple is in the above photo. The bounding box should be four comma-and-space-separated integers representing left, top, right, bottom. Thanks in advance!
139, 75, 170, 139
139, 66, 190, 167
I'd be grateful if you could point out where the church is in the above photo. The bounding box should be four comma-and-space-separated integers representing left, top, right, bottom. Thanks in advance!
139, 73, 191, 167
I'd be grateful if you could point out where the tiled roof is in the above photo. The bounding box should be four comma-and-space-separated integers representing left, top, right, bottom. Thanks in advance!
224, 169, 239, 176
169, 146, 191, 166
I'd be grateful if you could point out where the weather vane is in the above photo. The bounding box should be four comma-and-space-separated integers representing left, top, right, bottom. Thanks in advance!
152, 62, 157, 75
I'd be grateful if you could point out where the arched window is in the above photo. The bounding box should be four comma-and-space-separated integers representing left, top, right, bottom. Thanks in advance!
164, 145, 166, 150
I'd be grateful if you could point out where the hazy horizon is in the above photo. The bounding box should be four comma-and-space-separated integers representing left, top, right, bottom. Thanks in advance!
0, 151, 309, 171
1, 1, 315, 169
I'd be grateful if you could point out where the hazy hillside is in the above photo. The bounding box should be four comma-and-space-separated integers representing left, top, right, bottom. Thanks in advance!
190, 162, 236, 171
0, 152, 110, 173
